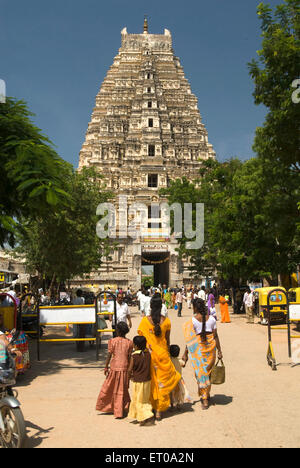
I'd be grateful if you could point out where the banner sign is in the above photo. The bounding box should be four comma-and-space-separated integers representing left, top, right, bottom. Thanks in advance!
99, 300, 114, 314
39, 305, 95, 324
289, 304, 300, 321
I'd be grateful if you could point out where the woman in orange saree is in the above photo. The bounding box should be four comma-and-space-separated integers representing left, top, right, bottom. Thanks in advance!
219, 293, 231, 323
137, 296, 181, 420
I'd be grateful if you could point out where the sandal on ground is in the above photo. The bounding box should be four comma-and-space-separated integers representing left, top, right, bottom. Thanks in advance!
201, 399, 209, 410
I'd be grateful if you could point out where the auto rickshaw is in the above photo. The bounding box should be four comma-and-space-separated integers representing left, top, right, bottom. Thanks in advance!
0, 294, 17, 331
288, 287, 300, 304
0, 293, 30, 375
254, 287, 287, 325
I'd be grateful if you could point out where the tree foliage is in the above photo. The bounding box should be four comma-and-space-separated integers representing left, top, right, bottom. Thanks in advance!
162, 155, 299, 285
248, 0, 300, 172
0, 98, 71, 247
162, 1, 300, 285
1, 97, 114, 289
15, 167, 114, 289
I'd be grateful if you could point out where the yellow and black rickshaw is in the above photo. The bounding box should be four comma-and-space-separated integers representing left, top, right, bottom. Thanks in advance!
255, 287, 287, 325
0, 293, 17, 331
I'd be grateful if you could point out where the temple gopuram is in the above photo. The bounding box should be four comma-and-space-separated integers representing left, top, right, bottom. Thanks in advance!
77, 19, 215, 291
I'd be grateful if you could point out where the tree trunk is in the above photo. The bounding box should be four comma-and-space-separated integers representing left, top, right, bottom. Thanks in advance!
49, 273, 56, 298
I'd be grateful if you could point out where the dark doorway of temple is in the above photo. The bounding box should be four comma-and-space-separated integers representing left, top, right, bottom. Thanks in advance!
141, 251, 170, 287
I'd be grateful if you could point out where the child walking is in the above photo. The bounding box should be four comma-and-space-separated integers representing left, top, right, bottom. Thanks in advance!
169, 344, 192, 411
128, 336, 154, 426
96, 321, 133, 419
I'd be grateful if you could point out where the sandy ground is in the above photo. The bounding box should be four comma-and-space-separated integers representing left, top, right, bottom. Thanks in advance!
11, 303, 300, 449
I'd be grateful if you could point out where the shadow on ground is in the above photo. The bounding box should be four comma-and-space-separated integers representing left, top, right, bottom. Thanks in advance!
162, 402, 195, 420
192, 395, 233, 407
15, 328, 111, 388
211, 394, 233, 406
25, 420, 55, 448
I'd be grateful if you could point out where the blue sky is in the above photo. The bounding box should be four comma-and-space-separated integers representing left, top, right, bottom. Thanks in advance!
1, 0, 281, 167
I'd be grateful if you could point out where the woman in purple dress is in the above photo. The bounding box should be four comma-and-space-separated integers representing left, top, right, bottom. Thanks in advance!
207, 290, 215, 311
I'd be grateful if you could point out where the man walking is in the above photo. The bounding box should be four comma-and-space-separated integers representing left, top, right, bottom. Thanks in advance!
245, 288, 255, 324
140, 290, 151, 317
112, 292, 132, 333
198, 286, 206, 302
243, 289, 249, 315
235, 289, 243, 314
136, 289, 143, 315
176, 290, 183, 317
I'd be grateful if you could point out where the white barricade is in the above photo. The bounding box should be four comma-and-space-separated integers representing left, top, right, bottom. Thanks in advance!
290, 304, 300, 321
39, 305, 95, 324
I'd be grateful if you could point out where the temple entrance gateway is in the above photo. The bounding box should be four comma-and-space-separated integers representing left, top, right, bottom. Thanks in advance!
75, 21, 216, 292
141, 252, 170, 287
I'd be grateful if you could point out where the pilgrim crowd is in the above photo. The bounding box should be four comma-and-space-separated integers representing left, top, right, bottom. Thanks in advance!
95, 287, 225, 423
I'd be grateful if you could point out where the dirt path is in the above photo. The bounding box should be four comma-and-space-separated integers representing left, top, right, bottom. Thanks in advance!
15, 304, 300, 448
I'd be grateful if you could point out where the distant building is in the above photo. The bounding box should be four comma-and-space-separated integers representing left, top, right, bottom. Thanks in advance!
0, 250, 29, 288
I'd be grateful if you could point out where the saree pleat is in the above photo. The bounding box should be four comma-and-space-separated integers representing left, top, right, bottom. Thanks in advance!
183, 319, 216, 399
138, 317, 181, 412
219, 296, 231, 323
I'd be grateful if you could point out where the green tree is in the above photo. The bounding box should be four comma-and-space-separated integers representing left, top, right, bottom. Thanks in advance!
232, 158, 299, 283
15, 167, 114, 293
248, 0, 300, 172
248, 0, 300, 281
161, 159, 246, 284
162, 155, 299, 286
161, 1, 300, 286
0, 98, 71, 246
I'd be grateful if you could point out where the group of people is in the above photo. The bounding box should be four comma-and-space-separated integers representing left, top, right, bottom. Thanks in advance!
233, 288, 257, 323
136, 284, 231, 324
95, 294, 223, 424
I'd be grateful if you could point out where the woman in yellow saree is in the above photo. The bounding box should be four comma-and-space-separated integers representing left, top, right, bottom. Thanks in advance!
182, 298, 223, 410
138, 295, 181, 420
164, 290, 171, 309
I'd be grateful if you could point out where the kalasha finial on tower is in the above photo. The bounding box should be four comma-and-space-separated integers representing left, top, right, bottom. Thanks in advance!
143, 16, 148, 34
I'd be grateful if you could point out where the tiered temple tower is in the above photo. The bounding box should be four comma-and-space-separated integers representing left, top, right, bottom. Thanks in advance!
77, 20, 215, 291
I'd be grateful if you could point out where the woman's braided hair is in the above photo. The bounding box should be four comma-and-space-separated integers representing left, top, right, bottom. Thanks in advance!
150, 295, 162, 337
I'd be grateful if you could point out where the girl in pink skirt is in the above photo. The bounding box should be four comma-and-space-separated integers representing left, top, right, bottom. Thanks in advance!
96, 322, 133, 419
